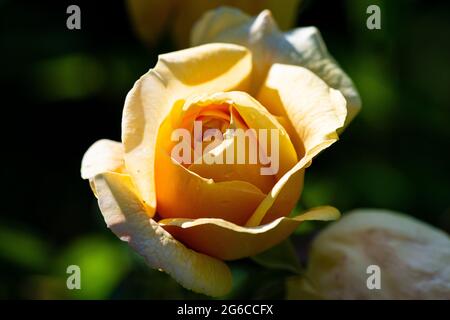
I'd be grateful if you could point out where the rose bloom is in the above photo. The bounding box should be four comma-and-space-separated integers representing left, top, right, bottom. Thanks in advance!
81, 8, 360, 296
127, 0, 301, 47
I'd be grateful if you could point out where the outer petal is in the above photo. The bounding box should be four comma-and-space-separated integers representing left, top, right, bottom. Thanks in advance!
159, 206, 340, 261
191, 7, 360, 126
171, 0, 300, 48
81, 139, 125, 196
93, 171, 232, 297
285, 27, 361, 125
258, 64, 347, 157
244, 64, 347, 226
122, 43, 252, 210
81, 139, 124, 180
179, 91, 298, 180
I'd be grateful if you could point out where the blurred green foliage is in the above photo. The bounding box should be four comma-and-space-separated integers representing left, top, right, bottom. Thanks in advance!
0, 0, 449, 299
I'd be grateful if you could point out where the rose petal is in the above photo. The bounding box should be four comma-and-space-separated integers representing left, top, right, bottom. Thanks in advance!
81, 139, 124, 180
180, 91, 298, 192
258, 64, 347, 157
191, 7, 360, 126
128, 1, 300, 48
242, 64, 347, 226
159, 206, 340, 260
285, 26, 361, 125
93, 171, 232, 297
155, 115, 266, 225
122, 43, 252, 210
175, 92, 275, 193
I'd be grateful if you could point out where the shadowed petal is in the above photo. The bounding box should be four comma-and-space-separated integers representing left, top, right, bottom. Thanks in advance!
160, 206, 340, 260
94, 171, 232, 297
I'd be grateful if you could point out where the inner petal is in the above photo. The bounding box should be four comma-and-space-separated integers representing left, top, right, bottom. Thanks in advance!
188, 107, 276, 194
155, 91, 299, 225
173, 94, 278, 193
155, 113, 266, 225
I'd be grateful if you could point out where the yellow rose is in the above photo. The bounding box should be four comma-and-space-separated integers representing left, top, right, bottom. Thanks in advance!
81, 10, 359, 297
287, 209, 450, 299
191, 7, 361, 126
126, 0, 301, 48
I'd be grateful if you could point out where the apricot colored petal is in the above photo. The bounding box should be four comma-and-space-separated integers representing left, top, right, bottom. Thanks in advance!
159, 206, 340, 261
156, 141, 266, 226
258, 64, 347, 158
122, 43, 252, 209
285, 27, 361, 125
244, 64, 346, 226
182, 91, 298, 185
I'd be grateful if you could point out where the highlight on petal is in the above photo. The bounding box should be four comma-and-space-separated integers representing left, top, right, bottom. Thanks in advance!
122, 43, 252, 210
191, 7, 360, 125
258, 63, 347, 156
93, 171, 232, 297
288, 209, 450, 299
159, 206, 340, 261
244, 64, 347, 227
285, 27, 361, 125
81, 139, 124, 180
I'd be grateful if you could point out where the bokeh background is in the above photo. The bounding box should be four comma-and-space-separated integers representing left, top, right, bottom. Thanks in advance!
1, 0, 449, 299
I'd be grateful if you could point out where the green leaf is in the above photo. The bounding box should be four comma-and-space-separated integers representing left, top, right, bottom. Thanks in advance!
250, 240, 302, 274
0, 223, 51, 270
285, 275, 323, 300
55, 235, 131, 299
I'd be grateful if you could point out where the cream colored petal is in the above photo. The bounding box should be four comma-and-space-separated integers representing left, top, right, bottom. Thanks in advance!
264, 0, 301, 30
285, 27, 361, 125
122, 43, 252, 209
159, 206, 340, 261
191, 6, 252, 47
93, 171, 232, 297
244, 64, 346, 227
293, 209, 450, 299
173, 1, 299, 48
191, 7, 360, 125
81, 139, 124, 180
258, 64, 347, 155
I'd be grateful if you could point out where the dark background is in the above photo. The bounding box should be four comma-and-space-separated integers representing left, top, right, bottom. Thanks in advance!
1, 0, 449, 299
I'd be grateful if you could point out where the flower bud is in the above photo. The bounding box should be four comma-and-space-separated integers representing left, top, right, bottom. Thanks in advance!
287, 209, 450, 299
